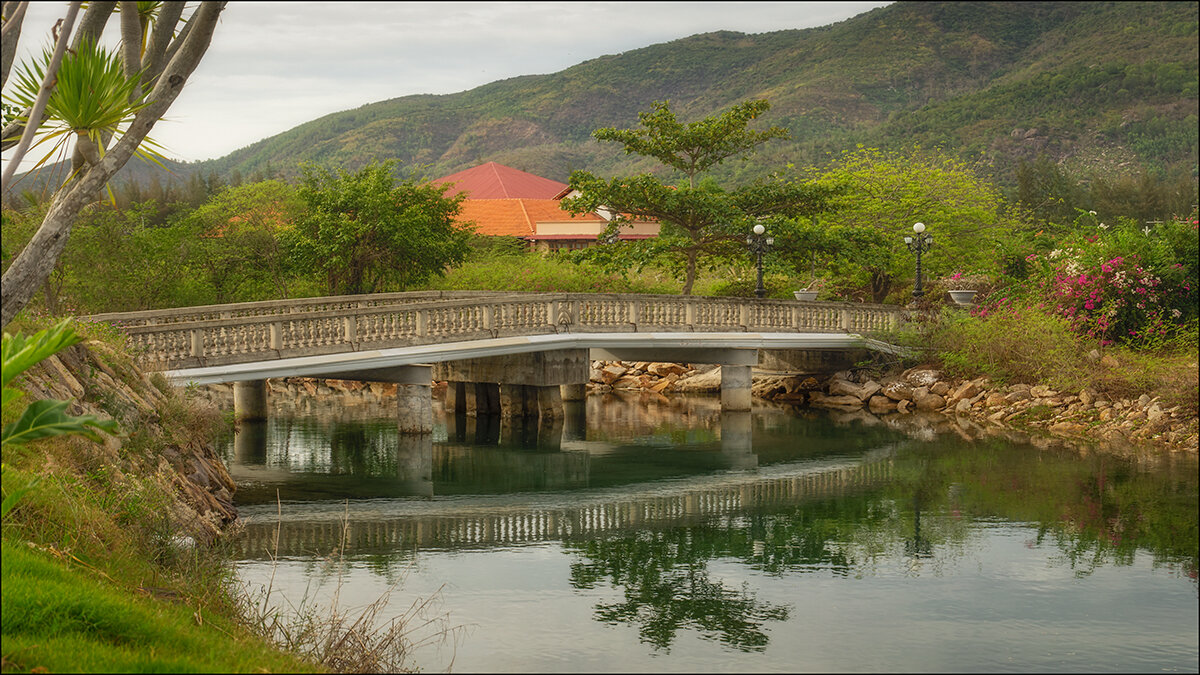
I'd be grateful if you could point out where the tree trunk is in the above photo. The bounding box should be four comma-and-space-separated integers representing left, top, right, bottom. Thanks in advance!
680, 248, 699, 296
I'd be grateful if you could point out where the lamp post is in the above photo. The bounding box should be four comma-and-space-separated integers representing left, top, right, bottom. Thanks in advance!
747, 223, 774, 299
903, 222, 933, 299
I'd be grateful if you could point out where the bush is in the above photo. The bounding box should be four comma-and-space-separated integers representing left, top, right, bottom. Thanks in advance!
428, 252, 674, 294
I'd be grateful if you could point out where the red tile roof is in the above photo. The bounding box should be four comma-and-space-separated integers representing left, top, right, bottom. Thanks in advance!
434, 162, 570, 200
457, 199, 604, 237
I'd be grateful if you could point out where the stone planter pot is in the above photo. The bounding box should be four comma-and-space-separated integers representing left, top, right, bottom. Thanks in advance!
948, 289, 978, 306
793, 290, 819, 301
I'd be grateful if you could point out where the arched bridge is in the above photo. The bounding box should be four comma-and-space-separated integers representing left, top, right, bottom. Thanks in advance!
84, 291, 908, 421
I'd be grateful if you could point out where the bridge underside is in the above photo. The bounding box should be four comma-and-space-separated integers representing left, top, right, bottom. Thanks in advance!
188, 332, 904, 429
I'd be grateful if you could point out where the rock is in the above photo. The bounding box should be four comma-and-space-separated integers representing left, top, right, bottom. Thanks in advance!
599, 364, 628, 385
952, 381, 980, 400
954, 398, 973, 415
1030, 385, 1057, 398
930, 382, 951, 397
1079, 389, 1095, 406
1147, 404, 1164, 422
914, 393, 946, 412
985, 393, 1008, 407
829, 379, 864, 399
1005, 390, 1032, 403
883, 381, 913, 401
896, 399, 912, 414
647, 362, 689, 377
868, 395, 897, 413
859, 380, 882, 401
799, 377, 823, 390
1050, 422, 1085, 435
674, 368, 722, 393
1100, 354, 1120, 368
906, 369, 942, 387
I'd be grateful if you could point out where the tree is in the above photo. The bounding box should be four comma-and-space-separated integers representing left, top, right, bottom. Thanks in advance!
562, 100, 831, 295
805, 146, 1013, 303
181, 180, 302, 302
1, 1, 226, 327
284, 162, 473, 296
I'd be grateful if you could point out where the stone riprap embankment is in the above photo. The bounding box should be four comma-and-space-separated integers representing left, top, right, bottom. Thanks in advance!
587, 360, 1199, 453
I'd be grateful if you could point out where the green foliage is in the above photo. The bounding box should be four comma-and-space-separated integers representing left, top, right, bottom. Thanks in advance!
592, 99, 789, 185
915, 305, 1089, 388
801, 146, 1014, 302
564, 100, 830, 295
285, 161, 472, 295
431, 252, 674, 294
2, 320, 119, 450
2, 38, 161, 173
178, 180, 302, 302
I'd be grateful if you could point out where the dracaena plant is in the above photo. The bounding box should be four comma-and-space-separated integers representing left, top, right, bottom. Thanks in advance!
2, 37, 165, 177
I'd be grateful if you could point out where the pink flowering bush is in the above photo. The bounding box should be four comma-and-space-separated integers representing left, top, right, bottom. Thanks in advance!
980, 212, 1198, 346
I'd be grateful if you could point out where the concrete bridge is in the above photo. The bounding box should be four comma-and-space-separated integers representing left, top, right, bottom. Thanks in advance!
85, 291, 908, 427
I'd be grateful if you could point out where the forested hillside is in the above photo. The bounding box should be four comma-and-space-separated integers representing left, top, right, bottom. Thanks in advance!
10, 1, 1198, 196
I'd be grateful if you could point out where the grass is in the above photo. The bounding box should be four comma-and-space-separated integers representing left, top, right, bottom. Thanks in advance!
1, 540, 318, 673
0, 315, 321, 672
905, 305, 1200, 414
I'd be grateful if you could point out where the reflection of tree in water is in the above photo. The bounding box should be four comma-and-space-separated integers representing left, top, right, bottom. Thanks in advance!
568, 530, 789, 652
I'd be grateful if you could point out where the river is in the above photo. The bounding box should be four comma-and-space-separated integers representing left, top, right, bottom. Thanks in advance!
217, 389, 1198, 673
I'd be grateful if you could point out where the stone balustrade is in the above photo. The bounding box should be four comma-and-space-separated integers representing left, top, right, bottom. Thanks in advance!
86, 292, 908, 371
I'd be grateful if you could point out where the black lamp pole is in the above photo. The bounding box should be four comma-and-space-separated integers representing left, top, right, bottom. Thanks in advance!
904, 222, 933, 299
747, 223, 773, 299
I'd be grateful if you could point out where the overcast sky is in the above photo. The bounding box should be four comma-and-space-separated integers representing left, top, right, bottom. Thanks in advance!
4, 1, 890, 170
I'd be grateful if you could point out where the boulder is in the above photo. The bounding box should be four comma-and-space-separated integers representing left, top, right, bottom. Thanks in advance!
952, 381, 981, 400
883, 381, 914, 401
930, 381, 951, 397
906, 369, 942, 387
599, 364, 628, 385
868, 395, 897, 413
914, 393, 946, 411
859, 380, 882, 401
828, 379, 864, 399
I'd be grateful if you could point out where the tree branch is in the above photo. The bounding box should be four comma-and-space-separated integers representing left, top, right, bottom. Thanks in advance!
0, 1, 80, 193
1, 1, 29, 89
142, 0, 184, 85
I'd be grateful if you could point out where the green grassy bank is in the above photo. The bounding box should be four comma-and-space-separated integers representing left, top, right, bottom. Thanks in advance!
1, 316, 321, 674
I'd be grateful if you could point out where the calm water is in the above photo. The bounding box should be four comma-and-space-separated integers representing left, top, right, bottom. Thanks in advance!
219, 391, 1199, 673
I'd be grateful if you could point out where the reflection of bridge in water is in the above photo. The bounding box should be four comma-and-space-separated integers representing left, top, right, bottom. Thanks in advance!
233, 449, 895, 559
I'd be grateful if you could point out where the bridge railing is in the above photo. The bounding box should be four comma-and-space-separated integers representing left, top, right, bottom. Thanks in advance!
86, 292, 908, 370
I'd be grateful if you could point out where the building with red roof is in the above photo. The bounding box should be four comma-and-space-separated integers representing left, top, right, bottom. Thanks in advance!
434, 162, 571, 200
434, 162, 658, 252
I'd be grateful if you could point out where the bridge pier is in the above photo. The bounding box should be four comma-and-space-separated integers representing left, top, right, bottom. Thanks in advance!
233, 380, 269, 422
721, 365, 753, 412
395, 365, 435, 434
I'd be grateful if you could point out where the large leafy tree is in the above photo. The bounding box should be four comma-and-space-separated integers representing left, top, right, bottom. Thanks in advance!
1, 1, 226, 327
562, 100, 831, 295
285, 162, 473, 296
804, 146, 1013, 303
180, 180, 303, 302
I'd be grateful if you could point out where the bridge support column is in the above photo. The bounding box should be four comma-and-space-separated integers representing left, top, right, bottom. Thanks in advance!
720, 365, 753, 412
537, 385, 563, 419
233, 380, 269, 422
445, 382, 466, 415
499, 384, 535, 419
475, 382, 501, 415
396, 365, 434, 434
562, 400, 586, 442
560, 383, 587, 402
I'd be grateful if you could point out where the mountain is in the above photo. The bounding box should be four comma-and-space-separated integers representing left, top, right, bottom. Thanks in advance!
11, 1, 1199, 197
